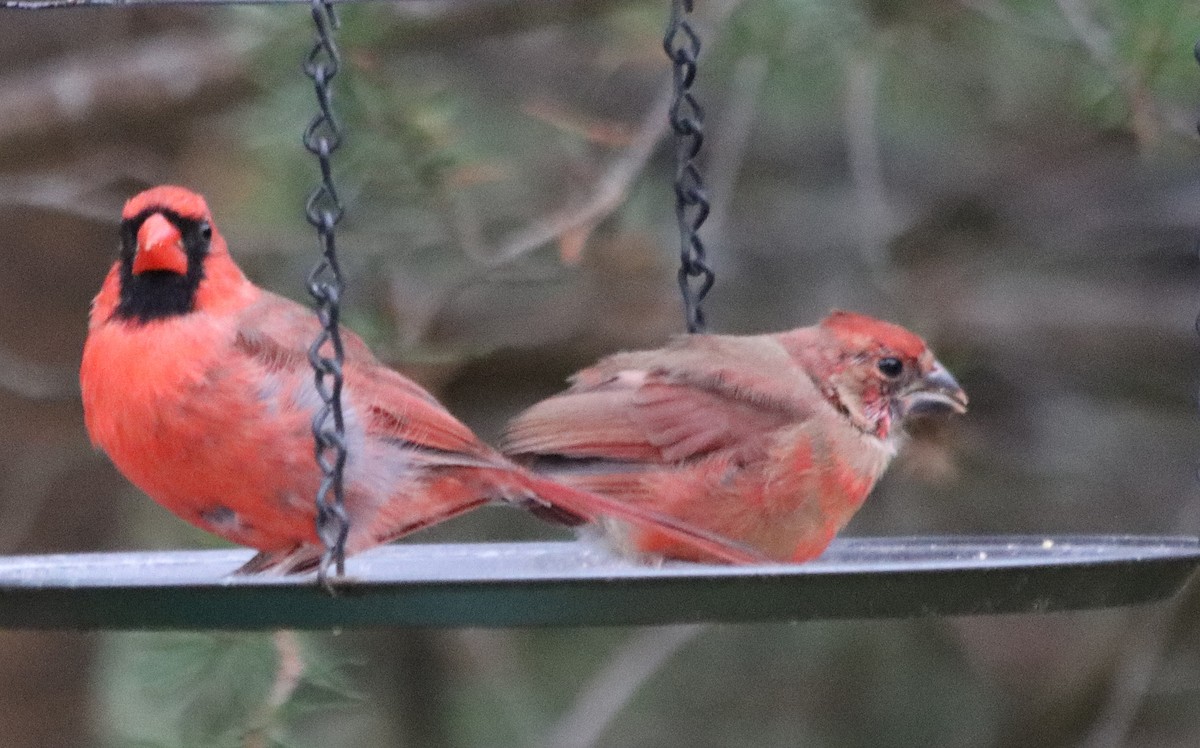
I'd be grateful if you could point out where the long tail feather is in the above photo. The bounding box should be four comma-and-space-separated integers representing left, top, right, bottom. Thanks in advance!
519, 473, 770, 565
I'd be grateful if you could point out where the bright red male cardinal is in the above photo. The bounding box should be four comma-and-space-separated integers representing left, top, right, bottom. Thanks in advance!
80, 185, 767, 573
504, 312, 968, 563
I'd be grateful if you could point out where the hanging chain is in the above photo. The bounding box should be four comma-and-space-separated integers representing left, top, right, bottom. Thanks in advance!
304, 0, 349, 588
664, 0, 714, 334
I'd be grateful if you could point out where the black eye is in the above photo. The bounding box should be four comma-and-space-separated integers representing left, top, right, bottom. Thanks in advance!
877, 357, 903, 378
199, 222, 212, 241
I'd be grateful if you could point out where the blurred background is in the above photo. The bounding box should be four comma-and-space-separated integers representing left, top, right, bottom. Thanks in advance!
1, 0, 1199, 745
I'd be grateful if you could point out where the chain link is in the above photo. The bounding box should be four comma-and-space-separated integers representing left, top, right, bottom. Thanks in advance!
304, 0, 349, 589
664, 0, 715, 334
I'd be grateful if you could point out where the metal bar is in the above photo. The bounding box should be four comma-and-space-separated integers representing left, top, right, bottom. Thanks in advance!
0, 536, 1196, 629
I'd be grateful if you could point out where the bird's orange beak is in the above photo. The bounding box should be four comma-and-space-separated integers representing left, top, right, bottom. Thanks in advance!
899, 361, 968, 417
133, 213, 188, 275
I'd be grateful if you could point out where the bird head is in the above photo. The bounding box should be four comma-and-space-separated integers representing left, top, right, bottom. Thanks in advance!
111, 186, 247, 324
799, 311, 968, 439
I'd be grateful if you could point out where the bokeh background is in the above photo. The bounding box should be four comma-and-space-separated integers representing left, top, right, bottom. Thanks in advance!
1, 0, 1199, 745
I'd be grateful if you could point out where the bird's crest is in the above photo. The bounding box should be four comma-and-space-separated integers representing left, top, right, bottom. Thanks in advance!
820, 310, 928, 359
122, 185, 211, 223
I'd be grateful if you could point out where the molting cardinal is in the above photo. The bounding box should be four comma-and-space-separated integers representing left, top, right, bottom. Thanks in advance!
503, 312, 968, 563
80, 186, 767, 573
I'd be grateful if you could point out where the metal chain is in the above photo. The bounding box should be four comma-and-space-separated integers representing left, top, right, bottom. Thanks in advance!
304, 0, 349, 588
664, 0, 715, 334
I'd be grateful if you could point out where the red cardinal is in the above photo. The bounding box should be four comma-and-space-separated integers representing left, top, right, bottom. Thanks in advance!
503, 312, 968, 563
80, 185, 766, 573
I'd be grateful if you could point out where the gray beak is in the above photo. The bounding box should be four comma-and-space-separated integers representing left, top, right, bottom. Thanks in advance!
898, 361, 968, 418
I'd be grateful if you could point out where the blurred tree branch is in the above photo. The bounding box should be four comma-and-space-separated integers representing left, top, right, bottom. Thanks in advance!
540, 624, 705, 748
0, 30, 254, 146
394, 0, 750, 348
842, 47, 899, 281
959, 0, 1073, 42
1080, 491, 1200, 748
0, 442, 98, 553
244, 630, 306, 748
1054, 0, 1159, 145
384, 0, 640, 47
1080, 605, 1179, 748
0, 151, 165, 221
484, 79, 674, 270
0, 344, 77, 401
478, 0, 749, 269
379, 72, 677, 351
705, 54, 768, 249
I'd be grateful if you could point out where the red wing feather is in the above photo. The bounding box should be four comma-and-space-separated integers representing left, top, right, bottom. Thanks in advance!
352, 369, 494, 463
507, 334, 820, 466
504, 386, 664, 461
238, 292, 495, 464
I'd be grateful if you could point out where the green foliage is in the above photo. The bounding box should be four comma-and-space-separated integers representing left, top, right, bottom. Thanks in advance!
217, 0, 1199, 362
710, 0, 1200, 140
427, 622, 999, 748
98, 632, 364, 748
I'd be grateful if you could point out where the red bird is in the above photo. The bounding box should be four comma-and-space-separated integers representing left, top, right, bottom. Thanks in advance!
504, 312, 968, 563
80, 186, 766, 573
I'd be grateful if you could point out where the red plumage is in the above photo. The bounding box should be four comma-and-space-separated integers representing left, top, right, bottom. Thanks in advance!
81, 186, 766, 572
504, 313, 968, 563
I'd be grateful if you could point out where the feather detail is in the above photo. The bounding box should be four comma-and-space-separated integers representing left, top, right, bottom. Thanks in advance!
82, 185, 767, 572
506, 311, 964, 564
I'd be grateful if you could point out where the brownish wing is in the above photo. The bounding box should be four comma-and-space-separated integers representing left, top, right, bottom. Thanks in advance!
504, 333, 820, 466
